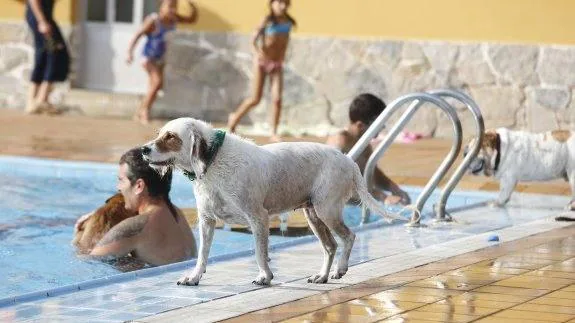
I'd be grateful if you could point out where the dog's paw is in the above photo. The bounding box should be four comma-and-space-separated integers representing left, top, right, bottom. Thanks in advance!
307, 274, 328, 284
176, 270, 202, 286
488, 200, 505, 208
252, 272, 273, 285
330, 268, 348, 280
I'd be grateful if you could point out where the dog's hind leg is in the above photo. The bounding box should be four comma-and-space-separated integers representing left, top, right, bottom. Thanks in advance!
304, 207, 337, 284
314, 202, 355, 280
249, 214, 274, 285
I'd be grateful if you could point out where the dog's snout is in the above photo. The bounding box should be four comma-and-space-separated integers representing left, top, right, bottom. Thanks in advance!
141, 146, 151, 156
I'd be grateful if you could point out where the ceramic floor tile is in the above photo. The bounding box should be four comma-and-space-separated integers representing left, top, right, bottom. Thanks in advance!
385, 310, 477, 323
415, 303, 500, 316
494, 276, 573, 290
528, 297, 575, 307
524, 270, 575, 279
458, 266, 530, 275
389, 286, 463, 298
512, 303, 575, 315
540, 260, 575, 273
473, 285, 549, 297
474, 317, 554, 323
545, 290, 575, 300
491, 309, 574, 322
444, 293, 525, 308
283, 311, 381, 323
344, 299, 426, 313
405, 277, 482, 291
316, 303, 401, 320
363, 290, 446, 304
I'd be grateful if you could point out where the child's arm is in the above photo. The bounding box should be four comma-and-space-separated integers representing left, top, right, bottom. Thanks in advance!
373, 168, 411, 205
251, 17, 268, 54
126, 16, 155, 64
177, 0, 199, 24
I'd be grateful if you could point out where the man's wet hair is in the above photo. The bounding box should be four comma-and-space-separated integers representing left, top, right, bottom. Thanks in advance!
119, 148, 178, 220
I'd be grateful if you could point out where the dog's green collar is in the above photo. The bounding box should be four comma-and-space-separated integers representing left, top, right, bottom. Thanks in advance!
183, 130, 226, 181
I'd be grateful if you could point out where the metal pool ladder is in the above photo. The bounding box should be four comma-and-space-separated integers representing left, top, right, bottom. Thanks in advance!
347, 89, 483, 226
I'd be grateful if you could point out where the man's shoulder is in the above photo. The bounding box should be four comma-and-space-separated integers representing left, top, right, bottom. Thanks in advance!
326, 129, 357, 153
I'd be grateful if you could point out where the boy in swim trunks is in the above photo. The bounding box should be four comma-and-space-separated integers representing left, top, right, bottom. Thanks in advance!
327, 93, 411, 205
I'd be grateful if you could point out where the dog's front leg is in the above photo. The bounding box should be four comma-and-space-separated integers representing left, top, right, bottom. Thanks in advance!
250, 217, 274, 285
492, 178, 517, 207
177, 216, 216, 286
567, 171, 575, 211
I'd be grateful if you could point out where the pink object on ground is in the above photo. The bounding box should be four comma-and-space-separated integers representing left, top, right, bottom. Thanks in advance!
396, 131, 425, 144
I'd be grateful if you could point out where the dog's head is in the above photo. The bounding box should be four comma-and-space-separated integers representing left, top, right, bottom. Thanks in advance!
464, 130, 501, 177
73, 193, 137, 253
141, 118, 211, 178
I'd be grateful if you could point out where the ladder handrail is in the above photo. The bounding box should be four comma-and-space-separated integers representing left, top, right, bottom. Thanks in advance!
347, 92, 462, 226
427, 89, 484, 221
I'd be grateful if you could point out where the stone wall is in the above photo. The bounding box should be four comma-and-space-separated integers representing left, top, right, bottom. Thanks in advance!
0, 23, 77, 111
1, 22, 574, 137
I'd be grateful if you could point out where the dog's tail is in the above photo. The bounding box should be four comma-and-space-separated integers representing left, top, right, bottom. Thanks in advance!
351, 164, 407, 223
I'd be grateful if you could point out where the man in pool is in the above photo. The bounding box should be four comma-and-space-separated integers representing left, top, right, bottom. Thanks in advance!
85, 148, 197, 266
326, 93, 411, 205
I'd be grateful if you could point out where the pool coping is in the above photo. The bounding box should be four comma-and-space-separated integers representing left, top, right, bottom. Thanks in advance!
0, 154, 543, 310
0, 198, 490, 309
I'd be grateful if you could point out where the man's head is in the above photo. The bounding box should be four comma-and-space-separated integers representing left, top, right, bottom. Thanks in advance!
117, 148, 173, 211
348, 93, 386, 135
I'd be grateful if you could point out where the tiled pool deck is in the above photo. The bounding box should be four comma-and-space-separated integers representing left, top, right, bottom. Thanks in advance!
0, 111, 573, 322
0, 190, 572, 322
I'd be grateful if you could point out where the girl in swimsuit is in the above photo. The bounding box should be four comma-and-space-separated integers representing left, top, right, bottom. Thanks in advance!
126, 0, 198, 125
227, 0, 296, 142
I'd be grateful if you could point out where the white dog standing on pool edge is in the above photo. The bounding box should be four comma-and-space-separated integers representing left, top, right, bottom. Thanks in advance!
141, 118, 405, 286
465, 128, 575, 210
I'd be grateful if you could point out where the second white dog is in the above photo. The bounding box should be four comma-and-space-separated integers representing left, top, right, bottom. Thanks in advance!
141, 118, 405, 286
466, 128, 575, 209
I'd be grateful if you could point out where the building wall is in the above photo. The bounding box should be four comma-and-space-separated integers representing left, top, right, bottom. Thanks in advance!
1, 1, 574, 136
1, 0, 75, 25
189, 0, 575, 45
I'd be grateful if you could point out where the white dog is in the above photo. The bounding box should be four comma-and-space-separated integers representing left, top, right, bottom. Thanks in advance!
141, 118, 405, 286
465, 128, 575, 209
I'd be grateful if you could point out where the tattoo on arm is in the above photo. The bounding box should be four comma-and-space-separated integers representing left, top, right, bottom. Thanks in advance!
96, 215, 149, 247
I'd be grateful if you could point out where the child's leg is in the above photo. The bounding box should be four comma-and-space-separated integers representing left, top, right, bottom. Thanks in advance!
37, 81, 53, 104
269, 69, 284, 142
26, 82, 40, 113
137, 60, 163, 124
228, 62, 266, 133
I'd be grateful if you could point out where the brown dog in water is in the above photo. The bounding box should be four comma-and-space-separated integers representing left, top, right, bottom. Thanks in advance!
72, 193, 137, 253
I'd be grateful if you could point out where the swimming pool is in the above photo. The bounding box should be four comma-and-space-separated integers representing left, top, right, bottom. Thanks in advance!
0, 156, 489, 299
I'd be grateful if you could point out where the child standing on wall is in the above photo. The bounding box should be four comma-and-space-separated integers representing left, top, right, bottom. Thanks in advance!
126, 0, 198, 125
227, 0, 296, 142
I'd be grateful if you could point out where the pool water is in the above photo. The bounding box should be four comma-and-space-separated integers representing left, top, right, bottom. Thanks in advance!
0, 156, 488, 298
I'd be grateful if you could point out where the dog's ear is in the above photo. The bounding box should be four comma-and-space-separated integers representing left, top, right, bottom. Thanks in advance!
483, 131, 499, 150
189, 127, 208, 178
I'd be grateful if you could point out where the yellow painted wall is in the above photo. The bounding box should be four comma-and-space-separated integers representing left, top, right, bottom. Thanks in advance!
1, 0, 75, 25
2, 0, 575, 44
188, 0, 575, 45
